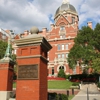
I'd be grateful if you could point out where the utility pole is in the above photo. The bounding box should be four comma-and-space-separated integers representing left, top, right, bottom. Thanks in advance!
87, 88, 89, 100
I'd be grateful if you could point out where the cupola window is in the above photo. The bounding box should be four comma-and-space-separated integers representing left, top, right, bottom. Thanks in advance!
60, 26, 65, 31
72, 17, 75, 24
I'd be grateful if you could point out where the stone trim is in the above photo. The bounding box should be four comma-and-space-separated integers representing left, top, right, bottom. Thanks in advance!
0, 59, 15, 65
15, 36, 52, 52
17, 55, 48, 63
0, 67, 13, 70
48, 37, 75, 42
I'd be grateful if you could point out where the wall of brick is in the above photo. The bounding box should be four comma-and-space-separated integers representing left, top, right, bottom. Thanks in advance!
0, 62, 14, 91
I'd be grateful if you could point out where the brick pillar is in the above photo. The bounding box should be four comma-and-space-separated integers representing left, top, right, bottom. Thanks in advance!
0, 59, 14, 100
15, 27, 52, 100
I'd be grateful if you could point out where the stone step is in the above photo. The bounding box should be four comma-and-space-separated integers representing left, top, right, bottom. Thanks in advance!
9, 98, 16, 100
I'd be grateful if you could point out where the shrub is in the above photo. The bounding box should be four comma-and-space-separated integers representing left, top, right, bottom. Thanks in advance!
65, 74, 70, 79
72, 82, 79, 86
58, 69, 66, 78
48, 93, 68, 100
48, 92, 57, 100
60, 94, 68, 100
97, 82, 100, 88
70, 73, 99, 82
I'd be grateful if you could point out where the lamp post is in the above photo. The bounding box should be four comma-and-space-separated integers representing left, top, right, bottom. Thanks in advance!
87, 88, 89, 100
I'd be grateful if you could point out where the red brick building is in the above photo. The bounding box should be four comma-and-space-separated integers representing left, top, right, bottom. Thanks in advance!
14, 1, 80, 76
15, 1, 88, 76
39, 0, 80, 76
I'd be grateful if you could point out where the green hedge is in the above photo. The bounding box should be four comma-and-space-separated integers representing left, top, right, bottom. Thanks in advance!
48, 93, 68, 100
69, 73, 100, 82
72, 82, 79, 86
97, 82, 100, 88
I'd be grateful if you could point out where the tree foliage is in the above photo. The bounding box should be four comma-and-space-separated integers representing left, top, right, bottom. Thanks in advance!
58, 69, 66, 78
68, 23, 100, 73
0, 40, 16, 62
0, 40, 7, 59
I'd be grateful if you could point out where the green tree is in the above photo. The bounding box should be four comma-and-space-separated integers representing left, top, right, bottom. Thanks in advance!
91, 23, 100, 73
0, 40, 7, 59
68, 23, 100, 73
58, 69, 66, 78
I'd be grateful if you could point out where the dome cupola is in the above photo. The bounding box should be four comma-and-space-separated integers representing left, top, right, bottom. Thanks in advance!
55, 0, 78, 19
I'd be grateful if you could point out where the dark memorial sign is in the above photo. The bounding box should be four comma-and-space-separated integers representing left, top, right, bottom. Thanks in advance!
18, 64, 38, 79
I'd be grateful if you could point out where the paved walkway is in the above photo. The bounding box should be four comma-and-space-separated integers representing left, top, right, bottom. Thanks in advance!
72, 83, 100, 100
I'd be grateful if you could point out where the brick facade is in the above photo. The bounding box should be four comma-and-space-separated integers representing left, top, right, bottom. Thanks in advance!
14, 1, 84, 76
0, 61, 14, 91
38, 2, 81, 76
15, 32, 52, 100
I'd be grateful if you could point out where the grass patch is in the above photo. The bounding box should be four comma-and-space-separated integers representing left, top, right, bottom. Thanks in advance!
13, 80, 74, 89
13, 82, 16, 88
48, 80, 73, 89
68, 95, 74, 100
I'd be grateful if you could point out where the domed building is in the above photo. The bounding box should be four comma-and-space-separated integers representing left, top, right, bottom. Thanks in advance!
14, 0, 83, 76
39, 0, 80, 76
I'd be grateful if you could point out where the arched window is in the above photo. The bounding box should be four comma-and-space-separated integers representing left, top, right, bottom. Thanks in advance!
60, 26, 65, 31
59, 66, 64, 70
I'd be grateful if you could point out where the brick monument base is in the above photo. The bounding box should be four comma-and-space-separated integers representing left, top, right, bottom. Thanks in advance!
0, 58, 14, 100
15, 27, 52, 100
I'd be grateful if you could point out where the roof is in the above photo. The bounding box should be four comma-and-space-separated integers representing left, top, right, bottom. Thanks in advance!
55, 3, 77, 18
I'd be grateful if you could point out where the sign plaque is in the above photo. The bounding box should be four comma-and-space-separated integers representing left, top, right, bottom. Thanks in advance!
18, 64, 38, 79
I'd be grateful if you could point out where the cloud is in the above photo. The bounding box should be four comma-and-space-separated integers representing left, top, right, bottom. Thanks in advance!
0, 0, 50, 33
77, 0, 100, 28
0, 0, 100, 33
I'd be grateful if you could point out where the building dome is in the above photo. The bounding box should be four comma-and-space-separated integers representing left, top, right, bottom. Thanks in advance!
30, 26, 39, 34
55, 2, 77, 18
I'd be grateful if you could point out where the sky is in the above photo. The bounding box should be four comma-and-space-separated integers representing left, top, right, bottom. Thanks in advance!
0, 0, 100, 34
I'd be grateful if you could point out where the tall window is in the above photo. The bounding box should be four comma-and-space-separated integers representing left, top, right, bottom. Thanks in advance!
72, 17, 75, 23
73, 67, 76, 74
60, 35, 66, 39
58, 54, 61, 58
65, 44, 68, 50
66, 53, 68, 58
62, 54, 65, 58
62, 44, 64, 50
52, 67, 54, 75
57, 44, 61, 50
60, 26, 65, 31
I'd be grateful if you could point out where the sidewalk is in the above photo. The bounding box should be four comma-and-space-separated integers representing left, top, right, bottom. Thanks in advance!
72, 83, 100, 100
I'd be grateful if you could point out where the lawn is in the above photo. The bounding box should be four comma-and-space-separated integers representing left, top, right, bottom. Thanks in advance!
13, 82, 16, 88
13, 80, 75, 99
48, 80, 73, 89
68, 95, 74, 100
13, 80, 73, 89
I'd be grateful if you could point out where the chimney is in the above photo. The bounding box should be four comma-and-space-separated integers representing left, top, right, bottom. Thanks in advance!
50, 24, 55, 30
87, 22, 92, 29
42, 27, 47, 32
24, 30, 29, 35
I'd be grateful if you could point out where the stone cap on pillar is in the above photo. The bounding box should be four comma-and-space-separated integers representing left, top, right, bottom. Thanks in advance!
15, 26, 52, 52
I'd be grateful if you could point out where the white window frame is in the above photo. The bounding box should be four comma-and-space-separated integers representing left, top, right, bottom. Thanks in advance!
62, 44, 64, 50
57, 44, 61, 50
62, 54, 65, 58
58, 54, 61, 58
66, 53, 68, 58
60, 26, 65, 31
66, 44, 68, 50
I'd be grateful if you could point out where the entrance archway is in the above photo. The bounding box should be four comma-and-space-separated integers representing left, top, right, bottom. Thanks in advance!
57, 65, 66, 72
59, 66, 64, 70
